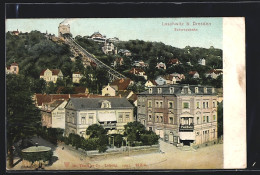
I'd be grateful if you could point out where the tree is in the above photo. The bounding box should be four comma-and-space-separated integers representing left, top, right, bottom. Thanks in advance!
124, 121, 146, 146
6, 74, 41, 167
86, 124, 107, 138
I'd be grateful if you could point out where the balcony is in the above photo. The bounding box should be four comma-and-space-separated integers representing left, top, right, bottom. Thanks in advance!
179, 124, 194, 132
100, 123, 117, 129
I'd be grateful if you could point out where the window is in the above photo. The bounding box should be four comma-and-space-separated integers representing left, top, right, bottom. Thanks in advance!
184, 88, 188, 94
195, 87, 199, 93
89, 114, 94, 125
118, 113, 123, 122
155, 101, 159, 108
160, 116, 163, 122
204, 87, 207, 93
207, 116, 209, 122
213, 115, 216, 121
149, 88, 152, 94
170, 87, 174, 94
196, 102, 200, 109
169, 117, 173, 124
203, 102, 205, 109
156, 116, 159, 122
183, 102, 189, 109
149, 115, 152, 121
148, 101, 152, 108
203, 116, 206, 123
213, 129, 215, 138
125, 113, 130, 122
159, 101, 163, 108
168, 101, 173, 109
213, 101, 216, 108
206, 102, 209, 108
197, 117, 200, 124
81, 117, 86, 124
212, 88, 215, 93
158, 88, 162, 94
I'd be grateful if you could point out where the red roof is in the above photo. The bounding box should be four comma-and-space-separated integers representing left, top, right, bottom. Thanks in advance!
74, 87, 88, 94
168, 59, 179, 64
35, 94, 70, 106
147, 80, 158, 85
40, 69, 62, 76
189, 71, 198, 75
73, 72, 81, 74
11, 62, 19, 66
129, 68, 145, 74
110, 78, 132, 91
163, 74, 175, 81
128, 93, 137, 103
207, 69, 223, 74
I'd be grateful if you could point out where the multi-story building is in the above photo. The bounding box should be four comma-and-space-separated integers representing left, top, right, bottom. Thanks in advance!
64, 97, 134, 137
137, 84, 218, 146
41, 100, 68, 129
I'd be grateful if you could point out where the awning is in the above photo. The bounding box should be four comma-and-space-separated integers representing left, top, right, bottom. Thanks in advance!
179, 132, 195, 140
98, 112, 117, 122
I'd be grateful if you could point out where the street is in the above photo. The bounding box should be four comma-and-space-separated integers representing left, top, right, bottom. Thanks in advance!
10, 137, 223, 170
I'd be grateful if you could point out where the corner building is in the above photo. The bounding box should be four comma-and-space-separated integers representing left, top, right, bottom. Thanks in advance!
137, 84, 218, 146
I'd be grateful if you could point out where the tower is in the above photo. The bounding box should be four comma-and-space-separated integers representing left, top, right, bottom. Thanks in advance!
58, 23, 70, 37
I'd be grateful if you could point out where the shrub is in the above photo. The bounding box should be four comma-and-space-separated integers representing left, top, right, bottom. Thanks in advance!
114, 134, 123, 148
21, 150, 53, 163
81, 138, 99, 151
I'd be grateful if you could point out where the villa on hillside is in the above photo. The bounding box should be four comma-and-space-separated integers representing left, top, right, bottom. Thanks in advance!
6, 62, 19, 75
40, 69, 63, 83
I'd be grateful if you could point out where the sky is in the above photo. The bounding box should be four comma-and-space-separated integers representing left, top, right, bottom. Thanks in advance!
6, 18, 222, 49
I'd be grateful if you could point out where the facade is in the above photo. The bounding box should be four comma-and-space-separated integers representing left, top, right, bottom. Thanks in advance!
156, 62, 166, 70
129, 68, 147, 80
6, 62, 19, 74
102, 41, 117, 55
198, 58, 206, 66
102, 84, 117, 96
90, 32, 106, 42
40, 69, 63, 83
72, 72, 83, 83
137, 84, 218, 146
41, 100, 68, 129
64, 97, 134, 137
145, 80, 158, 88
189, 71, 200, 79
58, 23, 70, 37
155, 76, 167, 85
205, 69, 223, 79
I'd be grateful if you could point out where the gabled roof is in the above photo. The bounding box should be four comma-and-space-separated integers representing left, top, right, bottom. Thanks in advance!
168, 59, 179, 64
74, 87, 88, 94
35, 94, 70, 106
66, 97, 134, 110
42, 100, 66, 112
110, 78, 132, 91
163, 74, 175, 81
11, 62, 18, 66
116, 90, 133, 98
146, 80, 158, 85
189, 71, 198, 75
40, 69, 62, 76
129, 68, 145, 74
207, 69, 223, 74
128, 93, 137, 102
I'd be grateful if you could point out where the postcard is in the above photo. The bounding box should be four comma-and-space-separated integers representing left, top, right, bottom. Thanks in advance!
5, 17, 246, 170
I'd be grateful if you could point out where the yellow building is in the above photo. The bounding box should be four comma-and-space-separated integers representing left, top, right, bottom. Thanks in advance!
40, 69, 63, 83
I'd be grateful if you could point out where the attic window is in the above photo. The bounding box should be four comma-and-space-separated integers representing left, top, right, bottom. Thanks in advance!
184, 87, 188, 94
212, 88, 215, 93
149, 88, 152, 94
101, 100, 111, 108
170, 87, 174, 94
204, 87, 207, 93
195, 87, 199, 93
158, 88, 162, 94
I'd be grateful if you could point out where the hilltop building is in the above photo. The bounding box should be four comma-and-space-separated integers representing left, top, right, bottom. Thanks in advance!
137, 84, 218, 146
58, 23, 70, 37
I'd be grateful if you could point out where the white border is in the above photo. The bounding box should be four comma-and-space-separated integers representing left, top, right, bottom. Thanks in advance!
223, 17, 246, 168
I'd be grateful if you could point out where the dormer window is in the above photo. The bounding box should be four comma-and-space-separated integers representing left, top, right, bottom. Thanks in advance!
158, 88, 162, 94
195, 87, 199, 93
101, 100, 111, 108
184, 87, 188, 94
204, 87, 207, 93
170, 87, 174, 94
149, 88, 153, 94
